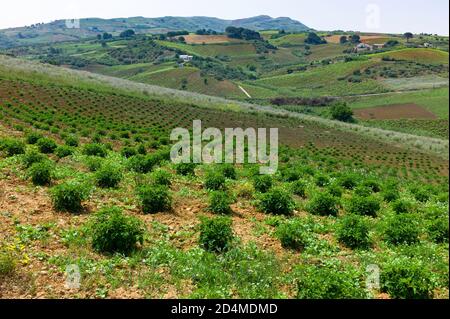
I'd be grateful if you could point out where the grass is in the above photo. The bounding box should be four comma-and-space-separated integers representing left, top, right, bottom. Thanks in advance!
374, 48, 449, 65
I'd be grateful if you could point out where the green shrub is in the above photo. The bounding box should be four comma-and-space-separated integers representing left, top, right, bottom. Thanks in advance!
0, 138, 25, 157
25, 132, 43, 145
315, 175, 329, 187
338, 174, 358, 190
50, 181, 91, 213
253, 175, 273, 193
150, 169, 172, 187
65, 135, 79, 147
392, 199, 414, 214
275, 219, 309, 250
127, 154, 153, 173
281, 167, 302, 182
259, 188, 295, 215
384, 214, 421, 245
330, 103, 354, 123
175, 162, 197, 176
83, 143, 107, 157
382, 188, 400, 202
354, 186, 372, 197
327, 184, 343, 198
220, 164, 237, 180
121, 146, 137, 158
28, 161, 54, 186
199, 216, 233, 252
90, 206, 144, 255
204, 171, 226, 191
427, 216, 449, 244
336, 215, 371, 249
95, 162, 123, 188
37, 138, 57, 154
55, 145, 74, 159
409, 186, 431, 203
0, 250, 15, 276
85, 156, 103, 172
381, 258, 436, 299
137, 185, 172, 214
347, 196, 380, 217
362, 179, 381, 193
296, 262, 366, 299
208, 191, 233, 215
307, 193, 339, 216
291, 180, 307, 197
22, 150, 47, 168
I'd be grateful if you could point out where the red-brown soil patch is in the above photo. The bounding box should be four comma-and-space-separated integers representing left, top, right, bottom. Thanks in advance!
354, 103, 438, 120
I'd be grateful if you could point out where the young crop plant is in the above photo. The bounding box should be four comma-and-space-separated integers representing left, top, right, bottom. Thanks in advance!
90, 206, 145, 255
37, 137, 58, 154
121, 146, 138, 158
259, 188, 295, 216
28, 160, 54, 186
22, 150, 47, 168
64, 135, 79, 147
307, 192, 339, 216
384, 213, 421, 245
137, 185, 172, 214
0, 138, 25, 157
253, 175, 273, 193
25, 131, 44, 145
391, 199, 415, 214
55, 145, 74, 159
381, 257, 436, 299
346, 195, 380, 217
95, 162, 123, 189
219, 164, 237, 180
291, 180, 307, 198
336, 214, 371, 249
175, 162, 197, 176
208, 191, 233, 215
275, 219, 310, 251
199, 216, 234, 253
150, 169, 172, 187
83, 143, 108, 158
204, 171, 226, 191
50, 180, 91, 213
427, 215, 449, 244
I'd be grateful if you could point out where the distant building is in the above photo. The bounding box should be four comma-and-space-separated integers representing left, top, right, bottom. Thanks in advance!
354, 43, 373, 52
423, 42, 433, 48
179, 55, 193, 62
373, 43, 385, 50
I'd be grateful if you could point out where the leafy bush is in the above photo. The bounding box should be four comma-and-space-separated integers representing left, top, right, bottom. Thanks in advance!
220, 164, 237, 180
362, 179, 381, 193
289, 181, 307, 199
55, 145, 74, 159
427, 216, 449, 243
0, 138, 25, 157
409, 186, 431, 203
392, 199, 414, 214
150, 169, 172, 187
50, 181, 91, 213
384, 214, 421, 245
327, 184, 343, 198
37, 138, 57, 154
338, 174, 359, 190
127, 154, 153, 173
330, 103, 354, 123
175, 162, 197, 176
28, 161, 54, 186
354, 186, 372, 197
90, 206, 144, 255
199, 216, 233, 253
204, 171, 226, 191
234, 182, 254, 199
65, 135, 79, 147
307, 193, 339, 216
315, 175, 329, 187
0, 250, 16, 276
381, 257, 436, 299
137, 185, 172, 214
22, 150, 47, 168
259, 188, 295, 215
382, 188, 400, 202
296, 262, 366, 299
275, 219, 309, 250
208, 191, 233, 215
95, 162, 123, 188
85, 156, 103, 172
121, 146, 137, 158
336, 215, 371, 249
25, 132, 43, 145
253, 175, 273, 193
83, 143, 107, 157
347, 196, 380, 217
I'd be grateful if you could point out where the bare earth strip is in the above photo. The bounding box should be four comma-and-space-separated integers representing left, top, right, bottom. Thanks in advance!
354, 103, 439, 120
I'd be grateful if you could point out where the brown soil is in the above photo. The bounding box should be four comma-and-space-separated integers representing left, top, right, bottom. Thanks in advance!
354, 103, 439, 120
184, 35, 233, 44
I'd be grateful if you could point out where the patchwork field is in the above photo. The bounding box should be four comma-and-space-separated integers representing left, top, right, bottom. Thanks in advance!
354, 104, 438, 120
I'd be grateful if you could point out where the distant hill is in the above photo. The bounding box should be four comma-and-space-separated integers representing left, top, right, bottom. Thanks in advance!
0, 15, 310, 48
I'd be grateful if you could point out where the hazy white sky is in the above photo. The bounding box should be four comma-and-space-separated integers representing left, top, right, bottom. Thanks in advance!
0, 0, 448, 35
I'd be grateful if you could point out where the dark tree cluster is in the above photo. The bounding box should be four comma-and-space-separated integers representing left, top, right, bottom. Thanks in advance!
225, 27, 262, 41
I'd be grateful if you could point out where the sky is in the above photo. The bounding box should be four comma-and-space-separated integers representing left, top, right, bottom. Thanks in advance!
0, 0, 448, 35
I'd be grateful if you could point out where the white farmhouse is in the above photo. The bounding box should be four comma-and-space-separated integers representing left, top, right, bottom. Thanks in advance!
179, 55, 193, 62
